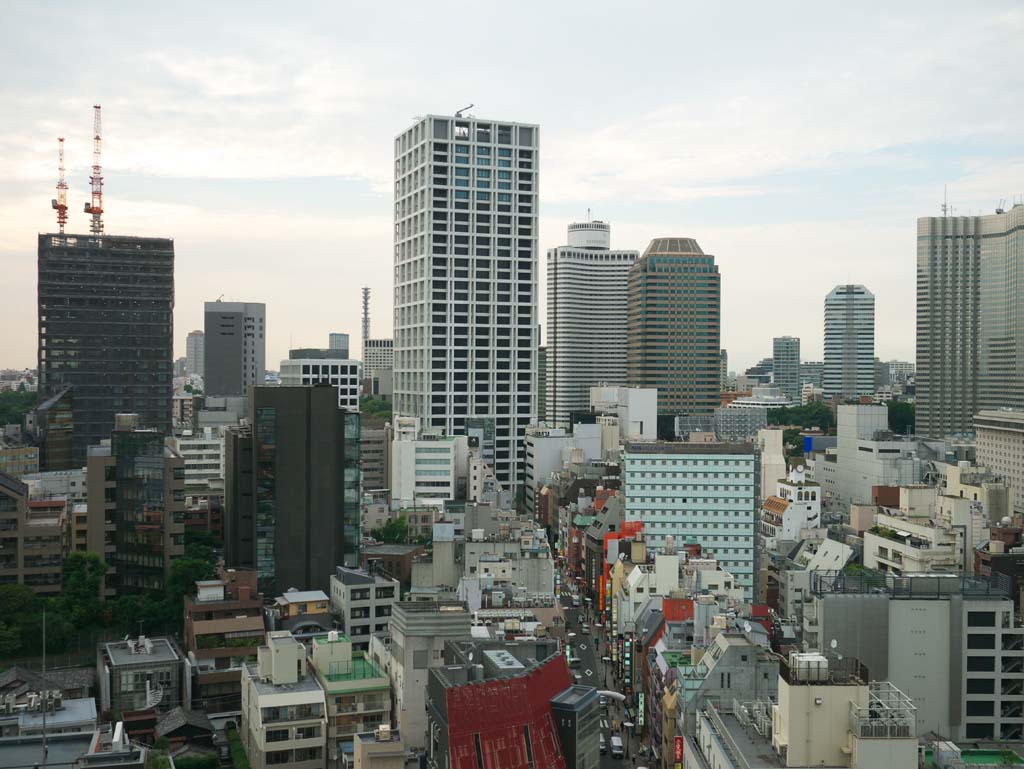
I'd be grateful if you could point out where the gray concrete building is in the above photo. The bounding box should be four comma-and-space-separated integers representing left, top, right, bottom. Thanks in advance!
387, 601, 471, 750
97, 636, 188, 718
204, 301, 265, 398
329, 567, 399, 651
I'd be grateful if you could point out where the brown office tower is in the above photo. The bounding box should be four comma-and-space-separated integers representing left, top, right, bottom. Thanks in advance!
627, 238, 721, 417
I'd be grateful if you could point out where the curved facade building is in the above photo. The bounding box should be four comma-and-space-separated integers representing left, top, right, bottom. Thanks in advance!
546, 221, 637, 427
823, 284, 875, 399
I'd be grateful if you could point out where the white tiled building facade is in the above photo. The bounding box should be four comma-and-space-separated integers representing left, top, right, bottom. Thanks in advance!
393, 114, 539, 490
623, 442, 757, 598
362, 338, 393, 378
975, 410, 1024, 514
546, 221, 637, 428
823, 284, 875, 399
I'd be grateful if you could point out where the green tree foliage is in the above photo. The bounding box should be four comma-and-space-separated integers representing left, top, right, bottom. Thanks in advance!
767, 401, 834, 432
175, 755, 219, 769
228, 729, 251, 769
782, 427, 804, 458
0, 390, 37, 425
360, 396, 392, 421
0, 584, 41, 653
371, 516, 409, 544
888, 401, 915, 434
58, 552, 109, 628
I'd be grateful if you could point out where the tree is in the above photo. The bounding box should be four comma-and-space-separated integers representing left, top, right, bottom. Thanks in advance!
59, 551, 109, 628
371, 516, 409, 544
888, 401, 915, 434
0, 390, 37, 425
767, 401, 834, 432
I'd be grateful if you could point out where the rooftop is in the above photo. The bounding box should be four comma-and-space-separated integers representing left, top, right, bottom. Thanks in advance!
644, 237, 704, 255
334, 566, 395, 587
104, 637, 181, 667
0, 732, 94, 769
318, 656, 386, 685
624, 441, 754, 456
244, 663, 324, 697
550, 685, 599, 708
276, 589, 329, 604
18, 697, 97, 730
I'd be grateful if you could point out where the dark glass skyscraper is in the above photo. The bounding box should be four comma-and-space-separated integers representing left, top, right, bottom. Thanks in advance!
224, 385, 361, 596
37, 233, 174, 467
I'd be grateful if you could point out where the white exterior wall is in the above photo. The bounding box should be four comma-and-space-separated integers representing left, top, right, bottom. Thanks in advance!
976, 410, 1024, 513
773, 678, 869, 768
590, 386, 657, 440
823, 284, 875, 399
834, 405, 923, 506
393, 115, 539, 492
624, 446, 757, 598
390, 436, 468, 506
279, 358, 361, 411
757, 428, 786, 502
547, 232, 638, 429
363, 339, 393, 378
186, 330, 205, 379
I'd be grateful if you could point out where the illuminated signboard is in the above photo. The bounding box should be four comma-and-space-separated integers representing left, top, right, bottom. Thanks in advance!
674, 736, 684, 762
638, 693, 644, 727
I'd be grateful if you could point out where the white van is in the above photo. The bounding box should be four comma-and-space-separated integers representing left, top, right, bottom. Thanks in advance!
610, 735, 624, 759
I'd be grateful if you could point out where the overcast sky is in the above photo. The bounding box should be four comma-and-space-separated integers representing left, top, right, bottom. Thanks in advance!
3, 2, 1023, 373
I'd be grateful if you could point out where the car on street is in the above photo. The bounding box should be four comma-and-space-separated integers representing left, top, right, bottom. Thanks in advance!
610, 735, 624, 759
599, 734, 607, 755
568, 656, 582, 668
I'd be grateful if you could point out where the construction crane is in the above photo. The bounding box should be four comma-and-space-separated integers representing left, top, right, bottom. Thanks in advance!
83, 105, 104, 235
51, 137, 68, 234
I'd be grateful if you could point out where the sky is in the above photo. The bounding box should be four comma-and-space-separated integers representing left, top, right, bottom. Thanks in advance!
2, 2, 1023, 373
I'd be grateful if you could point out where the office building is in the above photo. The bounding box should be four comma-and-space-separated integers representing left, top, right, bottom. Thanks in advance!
360, 427, 391, 500
0, 446, 39, 478
224, 386, 361, 596
329, 567, 399, 651
425, 639, 592, 769
546, 220, 638, 427
805, 571, 1022, 741
34, 387, 74, 471
720, 349, 729, 389
169, 427, 223, 496
97, 636, 188, 718
204, 301, 265, 398
976, 410, 1024, 513
390, 421, 468, 507
887, 359, 915, 384
86, 414, 185, 594
240, 631, 327, 769
800, 360, 824, 388
37, 234, 174, 468
536, 345, 546, 424
623, 441, 756, 596
329, 332, 350, 357
628, 238, 721, 416
387, 601, 472, 750
772, 336, 801, 401
823, 284, 875, 399
185, 330, 205, 379
279, 348, 361, 411
392, 114, 539, 491
0, 472, 65, 595
917, 206, 1024, 435
685, 655, 917, 769
363, 339, 393, 379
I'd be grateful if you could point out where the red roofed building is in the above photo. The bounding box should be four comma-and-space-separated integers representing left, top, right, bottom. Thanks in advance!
426, 639, 598, 769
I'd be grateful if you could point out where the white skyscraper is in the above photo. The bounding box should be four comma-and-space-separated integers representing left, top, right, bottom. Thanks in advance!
547, 221, 637, 427
823, 284, 875, 399
393, 114, 539, 489
186, 329, 205, 379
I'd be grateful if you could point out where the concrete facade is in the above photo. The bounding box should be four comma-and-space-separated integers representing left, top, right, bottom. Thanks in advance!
204, 301, 265, 399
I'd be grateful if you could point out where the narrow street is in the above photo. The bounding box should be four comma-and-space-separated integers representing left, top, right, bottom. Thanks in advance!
560, 590, 645, 768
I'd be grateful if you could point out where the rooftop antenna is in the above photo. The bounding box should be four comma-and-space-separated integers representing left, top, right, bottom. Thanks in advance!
51, 138, 68, 234
362, 286, 371, 355
587, 208, 591, 222
454, 103, 474, 118
941, 184, 948, 217
83, 105, 104, 235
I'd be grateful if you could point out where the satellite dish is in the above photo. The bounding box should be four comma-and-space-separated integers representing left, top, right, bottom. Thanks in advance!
830, 639, 838, 649
468, 652, 474, 662
797, 465, 805, 473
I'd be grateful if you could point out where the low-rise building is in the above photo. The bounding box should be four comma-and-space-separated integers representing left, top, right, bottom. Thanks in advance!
685, 655, 917, 769
97, 636, 188, 719
270, 589, 334, 641
329, 567, 399, 652
976, 409, 1024, 514
183, 568, 265, 712
758, 466, 821, 551
308, 632, 392, 768
0, 473, 67, 595
241, 631, 327, 769
353, 724, 405, 769
0, 445, 39, 477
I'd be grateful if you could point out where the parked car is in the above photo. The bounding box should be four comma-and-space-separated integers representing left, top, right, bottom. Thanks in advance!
599, 734, 607, 755
610, 735, 624, 759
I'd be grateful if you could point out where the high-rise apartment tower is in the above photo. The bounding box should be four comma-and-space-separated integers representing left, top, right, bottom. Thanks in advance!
186, 330, 205, 379
772, 336, 801, 402
627, 238, 721, 416
392, 114, 539, 489
547, 220, 638, 427
823, 284, 875, 399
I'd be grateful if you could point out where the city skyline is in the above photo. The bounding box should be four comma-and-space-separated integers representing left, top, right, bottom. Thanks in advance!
3, 3, 1024, 373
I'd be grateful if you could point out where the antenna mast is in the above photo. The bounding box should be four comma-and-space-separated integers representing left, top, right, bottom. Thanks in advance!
83, 105, 104, 235
51, 138, 68, 234
362, 287, 371, 353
